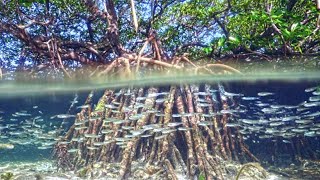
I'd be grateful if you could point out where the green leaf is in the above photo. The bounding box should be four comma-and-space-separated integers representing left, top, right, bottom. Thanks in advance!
203, 47, 212, 54
283, 29, 291, 37
199, 173, 205, 180
217, 37, 225, 47
290, 23, 298, 32
228, 36, 237, 42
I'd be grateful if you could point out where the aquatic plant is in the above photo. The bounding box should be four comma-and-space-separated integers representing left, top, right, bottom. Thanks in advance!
0, 172, 14, 180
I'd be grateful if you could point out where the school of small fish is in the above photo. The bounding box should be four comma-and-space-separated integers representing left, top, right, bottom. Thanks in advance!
0, 84, 319, 152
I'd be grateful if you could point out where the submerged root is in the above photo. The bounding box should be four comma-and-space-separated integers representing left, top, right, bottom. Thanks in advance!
54, 83, 259, 179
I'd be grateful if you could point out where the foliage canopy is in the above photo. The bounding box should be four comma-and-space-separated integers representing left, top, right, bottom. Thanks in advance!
0, 0, 319, 78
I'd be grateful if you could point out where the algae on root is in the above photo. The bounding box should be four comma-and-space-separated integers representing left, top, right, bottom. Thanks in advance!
236, 162, 267, 180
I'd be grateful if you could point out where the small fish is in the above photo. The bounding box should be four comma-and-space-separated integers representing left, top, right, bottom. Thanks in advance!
71, 137, 84, 142
33, 106, 38, 109
194, 92, 210, 96
257, 92, 274, 96
304, 131, 316, 137
70, 100, 78, 104
202, 114, 214, 117
167, 122, 183, 127
162, 128, 176, 134
178, 127, 192, 131
129, 114, 143, 120
282, 116, 300, 122
56, 114, 76, 119
115, 137, 129, 142
313, 91, 320, 95
113, 120, 130, 125
197, 98, 208, 103
153, 128, 166, 133
104, 140, 114, 144
136, 97, 147, 101
155, 134, 167, 140
242, 97, 259, 101
258, 119, 269, 124
37, 146, 52, 150
304, 102, 320, 107
226, 123, 240, 127
295, 119, 313, 124
104, 118, 120, 123
122, 126, 134, 130
261, 108, 277, 114
270, 105, 284, 109
116, 142, 125, 146
181, 113, 194, 117
172, 114, 182, 118
305, 86, 317, 92
197, 121, 213, 126
197, 103, 211, 107
77, 105, 90, 109
111, 110, 120, 113
130, 129, 145, 136
101, 129, 113, 134
87, 146, 98, 150
146, 109, 159, 113
68, 149, 78, 153
105, 104, 117, 109
220, 109, 235, 114
58, 141, 70, 145
309, 96, 320, 102
291, 129, 307, 133
75, 126, 87, 130
269, 122, 283, 127
143, 124, 160, 130
155, 113, 165, 117
75, 121, 86, 126
93, 142, 105, 146
207, 88, 219, 94
15, 112, 31, 116
256, 103, 270, 107
240, 119, 259, 124
125, 134, 135, 138
303, 111, 320, 118
141, 134, 153, 138
84, 134, 101, 138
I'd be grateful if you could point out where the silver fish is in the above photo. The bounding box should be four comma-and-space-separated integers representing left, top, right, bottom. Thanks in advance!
258, 92, 274, 96
77, 105, 90, 109
178, 127, 192, 131
304, 102, 320, 107
242, 97, 259, 101
155, 134, 167, 140
309, 96, 320, 102
167, 122, 183, 127
305, 86, 317, 92
197, 121, 213, 126
56, 114, 76, 119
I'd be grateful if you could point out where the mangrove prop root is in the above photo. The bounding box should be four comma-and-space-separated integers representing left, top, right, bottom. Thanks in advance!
55, 83, 262, 179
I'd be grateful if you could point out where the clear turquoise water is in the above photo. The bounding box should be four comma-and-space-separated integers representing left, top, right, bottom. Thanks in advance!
0, 73, 319, 178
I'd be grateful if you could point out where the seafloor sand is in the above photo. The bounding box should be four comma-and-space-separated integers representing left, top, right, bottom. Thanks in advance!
2, 159, 315, 180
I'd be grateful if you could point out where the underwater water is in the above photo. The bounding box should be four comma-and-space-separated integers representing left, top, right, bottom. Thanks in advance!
0, 73, 320, 179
